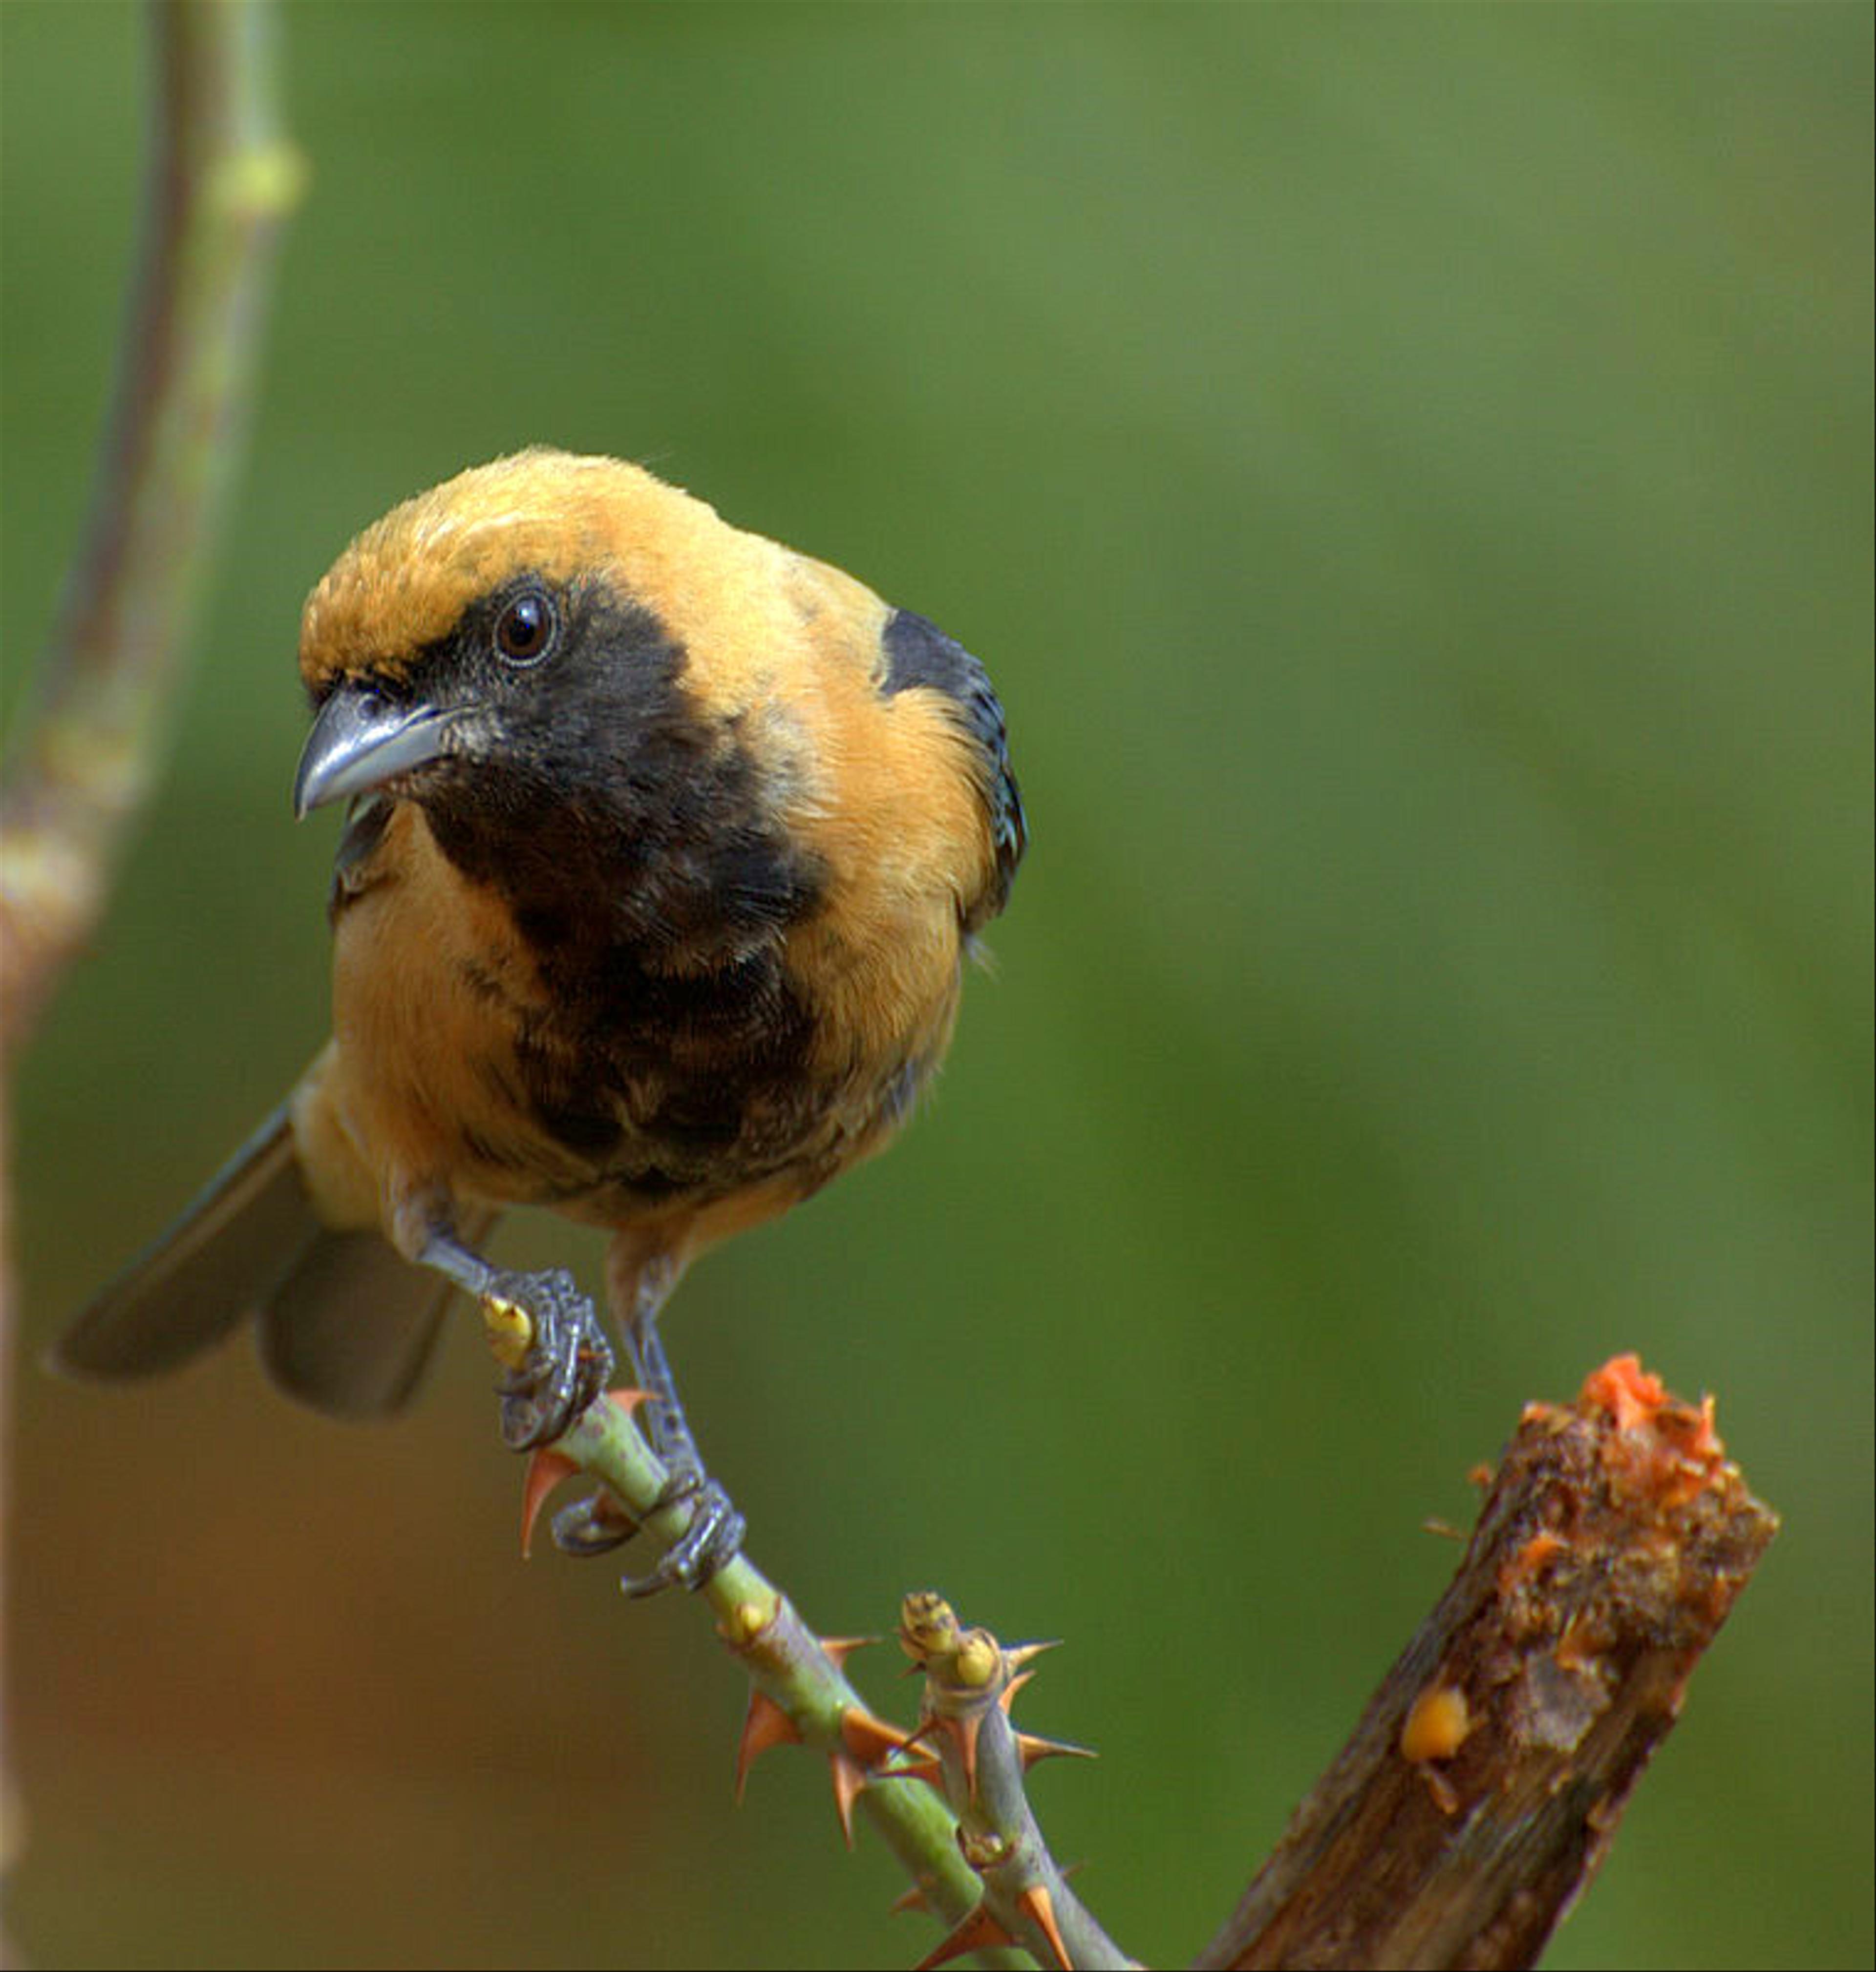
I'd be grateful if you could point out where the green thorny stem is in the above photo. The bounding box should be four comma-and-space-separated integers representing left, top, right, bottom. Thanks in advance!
514, 1365, 1130, 1969
895, 1594, 1137, 1972
0, 0, 304, 1060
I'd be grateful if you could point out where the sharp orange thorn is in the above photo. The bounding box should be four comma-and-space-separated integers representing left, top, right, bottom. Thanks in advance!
733, 1688, 801, 1803
889, 1883, 930, 1917
829, 1749, 868, 1847
1016, 1883, 1072, 1971
839, 1707, 910, 1768
939, 1709, 985, 1799
998, 1667, 1038, 1714
866, 1747, 945, 1791
519, 1448, 579, 1557
874, 1719, 945, 1790
913, 1901, 1015, 1971
1016, 1731, 1097, 1769
1003, 1639, 1062, 1672
817, 1633, 879, 1669
603, 1387, 653, 1415
898, 1718, 937, 1753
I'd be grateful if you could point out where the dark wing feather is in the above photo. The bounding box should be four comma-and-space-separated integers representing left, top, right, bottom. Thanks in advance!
52, 1104, 313, 1381
51, 1101, 479, 1419
880, 608, 1026, 931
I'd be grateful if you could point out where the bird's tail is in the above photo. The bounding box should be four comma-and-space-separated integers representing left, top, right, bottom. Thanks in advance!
49, 1102, 472, 1418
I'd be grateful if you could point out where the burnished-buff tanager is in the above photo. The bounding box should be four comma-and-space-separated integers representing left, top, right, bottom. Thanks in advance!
55, 448, 1025, 1587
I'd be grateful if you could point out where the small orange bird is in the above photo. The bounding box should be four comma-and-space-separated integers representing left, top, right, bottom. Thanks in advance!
54, 448, 1024, 1589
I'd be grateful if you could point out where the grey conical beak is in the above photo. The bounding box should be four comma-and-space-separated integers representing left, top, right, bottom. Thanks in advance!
293, 686, 460, 818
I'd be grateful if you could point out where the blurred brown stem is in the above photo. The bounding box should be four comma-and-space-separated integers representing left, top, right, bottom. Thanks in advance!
0, 0, 300, 1928
0, 0, 301, 1059
1193, 1358, 1778, 1972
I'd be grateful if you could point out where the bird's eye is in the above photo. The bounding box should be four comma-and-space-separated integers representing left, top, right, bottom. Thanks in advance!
494, 591, 556, 665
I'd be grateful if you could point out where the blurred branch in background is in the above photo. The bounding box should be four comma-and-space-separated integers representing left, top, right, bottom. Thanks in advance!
0, 0, 299, 1920
0, 0, 301, 1057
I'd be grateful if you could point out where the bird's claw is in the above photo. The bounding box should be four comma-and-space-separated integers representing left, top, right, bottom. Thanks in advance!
484, 1259, 738, 1590
489, 1266, 615, 1451
618, 1471, 746, 1598
545, 1444, 744, 1591
550, 1488, 641, 1557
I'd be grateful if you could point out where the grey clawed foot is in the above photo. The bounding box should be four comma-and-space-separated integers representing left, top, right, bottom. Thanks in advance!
485, 1265, 615, 1450
618, 1470, 747, 1598
550, 1488, 640, 1556
484, 1260, 745, 1592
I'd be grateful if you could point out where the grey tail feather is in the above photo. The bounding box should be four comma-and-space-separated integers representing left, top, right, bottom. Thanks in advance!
50, 1102, 488, 1421
255, 1207, 496, 1419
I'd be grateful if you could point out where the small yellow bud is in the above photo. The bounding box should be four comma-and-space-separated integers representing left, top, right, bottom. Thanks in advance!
719, 1596, 779, 1647
898, 1591, 960, 1663
958, 1826, 1015, 1871
954, 1628, 1001, 1689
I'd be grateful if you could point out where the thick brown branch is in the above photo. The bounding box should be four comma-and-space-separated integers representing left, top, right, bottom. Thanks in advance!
1194, 1357, 1778, 1972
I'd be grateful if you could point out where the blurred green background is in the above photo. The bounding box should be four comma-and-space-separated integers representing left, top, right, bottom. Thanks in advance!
3, 4, 1869, 1967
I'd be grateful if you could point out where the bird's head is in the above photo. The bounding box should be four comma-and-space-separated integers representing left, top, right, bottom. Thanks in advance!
292, 448, 1018, 956
293, 448, 743, 822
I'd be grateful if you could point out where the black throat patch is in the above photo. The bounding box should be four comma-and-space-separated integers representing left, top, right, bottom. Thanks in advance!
403, 584, 831, 1195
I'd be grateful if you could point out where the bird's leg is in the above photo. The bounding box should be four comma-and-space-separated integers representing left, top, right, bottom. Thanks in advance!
607, 1255, 746, 1597
620, 1256, 703, 1471
415, 1228, 614, 1452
